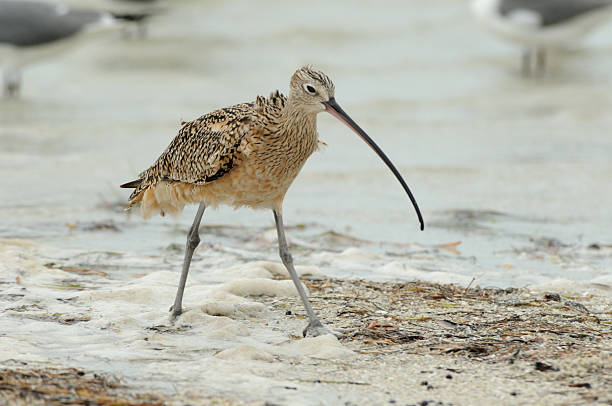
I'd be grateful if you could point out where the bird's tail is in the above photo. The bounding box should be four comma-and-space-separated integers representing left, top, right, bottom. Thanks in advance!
121, 177, 191, 219
120, 179, 141, 189
120, 179, 145, 209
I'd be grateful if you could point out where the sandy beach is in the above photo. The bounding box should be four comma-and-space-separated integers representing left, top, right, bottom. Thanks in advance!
2, 0, 612, 404
1, 239, 610, 405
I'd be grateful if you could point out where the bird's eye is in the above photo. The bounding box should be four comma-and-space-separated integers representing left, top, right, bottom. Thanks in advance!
304, 84, 316, 94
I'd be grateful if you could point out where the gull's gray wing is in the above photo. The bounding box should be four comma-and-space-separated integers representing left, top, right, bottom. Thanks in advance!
500, 0, 612, 26
0, 1, 107, 46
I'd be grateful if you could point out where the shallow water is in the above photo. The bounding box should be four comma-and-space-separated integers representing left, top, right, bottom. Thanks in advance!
1, 0, 611, 291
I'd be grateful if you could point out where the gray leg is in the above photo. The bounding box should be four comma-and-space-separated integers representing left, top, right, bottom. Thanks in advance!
536, 48, 546, 76
4, 69, 21, 97
170, 202, 206, 321
137, 21, 148, 39
521, 48, 533, 77
273, 209, 331, 337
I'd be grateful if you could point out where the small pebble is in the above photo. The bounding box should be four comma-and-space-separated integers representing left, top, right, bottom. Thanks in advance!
285, 310, 292, 315
543, 293, 561, 302
510, 391, 517, 396
420, 381, 428, 386
445, 374, 452, 379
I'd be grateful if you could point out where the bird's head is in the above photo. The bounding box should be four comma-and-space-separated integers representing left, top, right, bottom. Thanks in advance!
289, 66, 336, 113
288, 65, 425, 231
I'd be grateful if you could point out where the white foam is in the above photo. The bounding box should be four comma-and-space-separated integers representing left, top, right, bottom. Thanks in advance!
2, 236, 609, 405
530, 278, 612, 297
337, 247, 380, 261
276, 334, 355, 360
179, 313, 250, 339
217, 261, 323, 280
378, 261, 475, 285
219, 278, 304, 298
198, 295, 267, 318
0, 337, 49, 363
215, 345, 275, 362
0, 239, 71, 282
311, 247, 381, 276
80, 284, 169, 305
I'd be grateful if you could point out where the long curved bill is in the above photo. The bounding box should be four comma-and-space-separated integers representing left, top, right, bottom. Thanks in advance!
323, 97, 424, 231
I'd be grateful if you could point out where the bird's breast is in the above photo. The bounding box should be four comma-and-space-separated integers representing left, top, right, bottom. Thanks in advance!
192, 129, 319, 210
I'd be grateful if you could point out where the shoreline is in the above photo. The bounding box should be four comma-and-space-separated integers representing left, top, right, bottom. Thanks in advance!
2, 268, 610, 405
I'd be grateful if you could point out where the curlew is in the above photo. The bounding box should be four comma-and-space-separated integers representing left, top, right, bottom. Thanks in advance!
471, 0, 612, 76
121, 66, 424, 337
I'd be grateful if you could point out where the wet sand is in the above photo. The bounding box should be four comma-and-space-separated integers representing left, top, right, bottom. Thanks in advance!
1, 0, 612, 288
2, 1, 612, 404
0, 368, 164, 406
1, 239, 610, 406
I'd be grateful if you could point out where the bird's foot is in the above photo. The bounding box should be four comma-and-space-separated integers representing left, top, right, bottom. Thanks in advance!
4, 70, 21, 97
168, 305, 182, 323
302, 319, 339, 338
5, 82, 20, 97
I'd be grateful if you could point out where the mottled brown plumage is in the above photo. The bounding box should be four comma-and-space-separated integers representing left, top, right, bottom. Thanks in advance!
122, 68, 331, 218
120, 66, 423, 337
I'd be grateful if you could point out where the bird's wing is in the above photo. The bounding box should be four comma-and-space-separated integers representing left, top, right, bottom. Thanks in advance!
121, 92, 288, 206
500, 0, 612, 27
0, 1, 107, 46
142, 103, 258, 185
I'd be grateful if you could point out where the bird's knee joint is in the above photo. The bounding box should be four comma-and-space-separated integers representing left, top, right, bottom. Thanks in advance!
5, 83, 19, 96
187, 233, 200, 250
279, 250, 293, 266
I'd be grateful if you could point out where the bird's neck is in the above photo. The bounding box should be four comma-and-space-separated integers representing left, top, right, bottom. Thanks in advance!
278, 99, 318, 137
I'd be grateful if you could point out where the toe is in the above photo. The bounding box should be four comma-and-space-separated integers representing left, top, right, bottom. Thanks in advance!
302, 320, 337, 338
